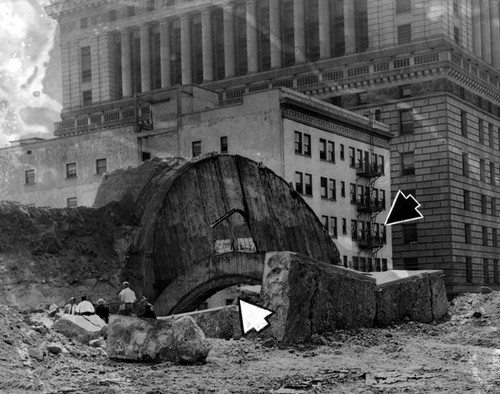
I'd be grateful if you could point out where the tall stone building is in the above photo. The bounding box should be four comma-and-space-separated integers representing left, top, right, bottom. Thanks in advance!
2, 0, 499, 292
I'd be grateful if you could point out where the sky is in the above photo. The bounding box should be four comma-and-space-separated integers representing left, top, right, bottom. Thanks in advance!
0, 0, 62, 148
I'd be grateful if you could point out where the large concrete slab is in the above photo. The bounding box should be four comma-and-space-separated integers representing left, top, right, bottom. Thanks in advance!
260, 252, 377, 344
368, 270, 448, 326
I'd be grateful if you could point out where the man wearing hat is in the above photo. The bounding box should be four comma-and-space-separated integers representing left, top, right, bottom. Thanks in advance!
118, 281, 136, 316
139, 296, 157, 319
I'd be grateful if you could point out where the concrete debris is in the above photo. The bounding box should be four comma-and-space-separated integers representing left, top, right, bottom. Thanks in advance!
161, 305, 242, 340
261, 252, 376, 343
52, 314, 107, 344
46, 343, 64, 354
107, 315, 212, 364
88, 338, 105, 348
372, 270, 448, 326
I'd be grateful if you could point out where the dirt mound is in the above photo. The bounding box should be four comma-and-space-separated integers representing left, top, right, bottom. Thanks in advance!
0, 201, 136, 311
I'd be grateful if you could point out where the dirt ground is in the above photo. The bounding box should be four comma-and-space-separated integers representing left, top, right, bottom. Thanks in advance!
2, 291, 500, 394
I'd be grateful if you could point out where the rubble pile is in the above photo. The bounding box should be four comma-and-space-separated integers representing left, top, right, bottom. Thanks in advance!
0, 201, 136, 311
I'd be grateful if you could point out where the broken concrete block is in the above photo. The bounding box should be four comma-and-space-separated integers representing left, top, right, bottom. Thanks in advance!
46, 343, 63, 355
52, 314, 107, 344
161, 306, 242, 340
260, 252, 377, 344
107, 315, 212, 364
372, 270, 448, 326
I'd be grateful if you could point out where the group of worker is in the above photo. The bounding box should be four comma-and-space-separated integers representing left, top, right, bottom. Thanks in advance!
63, 281, 157, 322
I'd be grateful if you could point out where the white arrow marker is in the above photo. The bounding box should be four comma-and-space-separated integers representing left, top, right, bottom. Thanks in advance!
238, 299, 274, 335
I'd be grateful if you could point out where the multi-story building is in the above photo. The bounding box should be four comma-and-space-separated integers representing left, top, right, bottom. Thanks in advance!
3, 0, 499, 292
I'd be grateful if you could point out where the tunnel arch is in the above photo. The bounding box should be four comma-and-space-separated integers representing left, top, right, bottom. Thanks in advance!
120, 154, 340, 313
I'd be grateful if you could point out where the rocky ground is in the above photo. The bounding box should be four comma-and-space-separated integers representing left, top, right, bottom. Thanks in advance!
1, 291, 500, 394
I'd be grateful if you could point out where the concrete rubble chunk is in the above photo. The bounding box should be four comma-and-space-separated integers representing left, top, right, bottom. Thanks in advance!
371, 270, 449, 326
160, 305, 242, 340
46, 343, 63, 354
260, 252, 377, 344
107, 315, 212, 364
52, 314, 107, 344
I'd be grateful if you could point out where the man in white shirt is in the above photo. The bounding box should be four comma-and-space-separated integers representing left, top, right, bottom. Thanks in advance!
118, 281, 136, 316
76, 296, 95, 316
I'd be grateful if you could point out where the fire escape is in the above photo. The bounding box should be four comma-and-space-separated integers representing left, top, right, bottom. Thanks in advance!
352, 136, 386, 268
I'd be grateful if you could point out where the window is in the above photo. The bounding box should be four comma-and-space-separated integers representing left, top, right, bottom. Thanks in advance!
220, 136, 228, 153
399, 109, 413, 135
66, 162, 77, 179
462, 152, 469, 176
493, 228, 498, 247
142, 152, 151, 161
350, 183, 356, 203
303, 134, 311, 156
396, 0, 411, 14
491, 162, 496, 185
382, 258, 388, 271
319, 139, 326, 160
400, 84, 411, 98
294, 132, 311, 156
349, 147, 355, 167
381, 190, 386, 209
127, 5, 135, 17
295, 172, 303, 194
379, 155, 385, 174
479, 120, 485, 144
340, 144, 345, 160
403, 223, 417, 244
353, 256, 359, 270
490, 124, 495, 149
453, 0, 459, 14
404, 257, 418, 270
320, 177, 328, 198
327, 141, 334, 162
481, 194, 488, 214
484, 259, 490, 284
342, 218, 347, 234
330, 217, 338, 238
483, 226, 488, 246
357, 184, 364, 204
304, 173, 312, 196
356, 149, 363, 168
453, 26, 460, 45
81, 46, 91, 82
466, 257, 473, 283
375, 109, 382, 121
25, 170, 35, 185
321, 215, 329, 231
294, 131, 302, 154
463, 190, 470, 210
343, 255, 348, 268
397, 24, 412, 45
351, 220, 358, 240
67, 197, 77, 208
80, 17, 88, 29
401, 152, 415, 175
108, 10, 117, 21
327, 179, 336, 200
480, 159, 485, 182
465, 223, 471, 243
494, 260, 499, 284
96, 158, 107, 175
461, 111, 467, 137
82, 90, 92, 106
146, 0, 155, 12
192, 141, 202, 157
493, 197, 497, 216
341, 181, 345, 198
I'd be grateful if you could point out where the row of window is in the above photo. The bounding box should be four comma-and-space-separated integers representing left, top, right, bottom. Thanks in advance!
348, 256, 389, 272
465, 257, 500, 285
25, 159, 107, 185
294, 131, 386, 174
462, 153, 500, 184
80, 0, 159, 29
461, 112, 500, 150
464, 224, 500, 247
192, 137, 228, 157
464, 191, 500, 216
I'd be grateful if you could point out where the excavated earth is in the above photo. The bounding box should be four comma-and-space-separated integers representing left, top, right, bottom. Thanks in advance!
0, 292, 500, 393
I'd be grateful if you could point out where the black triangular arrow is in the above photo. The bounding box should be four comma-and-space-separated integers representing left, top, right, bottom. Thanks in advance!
384, 190, 423, 226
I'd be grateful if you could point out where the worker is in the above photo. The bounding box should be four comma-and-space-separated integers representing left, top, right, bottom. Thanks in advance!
118, 281, 136, 316
95, 298, 110, 323
64, 297, 77, 315
138, 296, 157, 319
76, 295, 95, 316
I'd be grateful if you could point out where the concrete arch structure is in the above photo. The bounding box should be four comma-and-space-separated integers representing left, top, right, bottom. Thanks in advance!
118, 154, 340, 314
